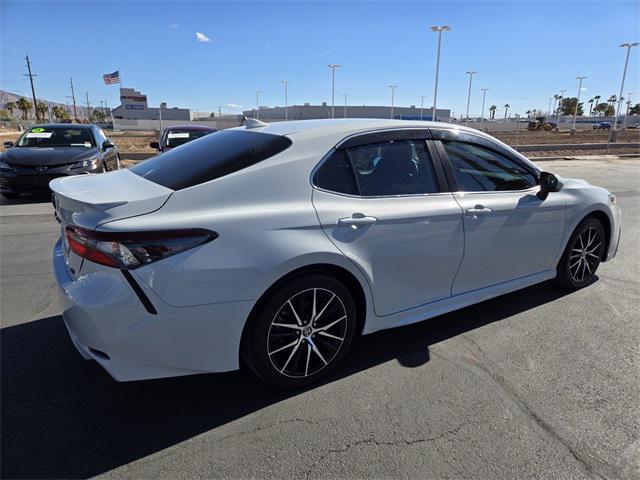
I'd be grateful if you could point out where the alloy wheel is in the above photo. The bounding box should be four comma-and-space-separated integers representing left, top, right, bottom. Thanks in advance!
267, 288, 348, 378
569, 226, 603, 283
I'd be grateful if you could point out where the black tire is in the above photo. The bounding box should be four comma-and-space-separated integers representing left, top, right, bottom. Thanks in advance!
245, 274, 357, 389
555, 217, 605, 289
1, 192, 20, 199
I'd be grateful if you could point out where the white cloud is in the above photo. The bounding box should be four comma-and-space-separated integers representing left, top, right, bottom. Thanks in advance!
195, 32, 211, 42
225, 103, 244, 110
170, 24, 179, 30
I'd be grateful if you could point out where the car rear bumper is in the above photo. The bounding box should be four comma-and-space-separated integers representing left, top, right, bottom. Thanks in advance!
53, 238, 253, 381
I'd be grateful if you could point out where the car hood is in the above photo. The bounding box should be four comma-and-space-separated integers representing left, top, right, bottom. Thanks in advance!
2, 147, 100, 166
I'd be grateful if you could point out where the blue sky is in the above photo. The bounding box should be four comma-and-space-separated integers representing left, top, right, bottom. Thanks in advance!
1, 0, 638, 117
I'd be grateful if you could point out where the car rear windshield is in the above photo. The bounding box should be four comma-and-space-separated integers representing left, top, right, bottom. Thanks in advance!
164, 129, 214, 148
131, 129, 292, 190
16, 127, 95, 148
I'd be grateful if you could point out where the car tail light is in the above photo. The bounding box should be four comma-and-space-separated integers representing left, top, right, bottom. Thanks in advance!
65, 226, 217, 269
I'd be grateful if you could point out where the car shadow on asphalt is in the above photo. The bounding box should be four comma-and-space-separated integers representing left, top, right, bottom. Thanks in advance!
0, 280, 573, 479
0, 192, 51, 206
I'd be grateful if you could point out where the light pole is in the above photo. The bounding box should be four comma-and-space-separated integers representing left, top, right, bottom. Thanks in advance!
430, 25, 451, 122
327, 64, 340, 119
557, 89, 567, 130
343, 93, 349, 118
612, 43, 638, 135
419, 95, 427, 120
389, 85, 398, 119
480, 88, 489, 131
548, 97, 553, 116
465, 70, 477, 125
254, 89, 261, 119
281, 80, 290, 120
571, 76, 587, 134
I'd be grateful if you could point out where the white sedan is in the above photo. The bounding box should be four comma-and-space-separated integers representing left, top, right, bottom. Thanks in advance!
51, 119, 621, 388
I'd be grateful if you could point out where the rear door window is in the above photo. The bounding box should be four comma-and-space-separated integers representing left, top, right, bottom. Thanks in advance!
131, 130, 292, 190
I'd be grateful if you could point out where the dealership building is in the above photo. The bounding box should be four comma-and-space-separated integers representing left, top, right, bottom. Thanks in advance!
112, 88, 190, 121
243, 103, 451, 122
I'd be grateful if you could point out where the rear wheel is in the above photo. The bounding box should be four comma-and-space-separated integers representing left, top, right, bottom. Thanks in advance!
245, 274, 357, 388
555, 217, 605, 289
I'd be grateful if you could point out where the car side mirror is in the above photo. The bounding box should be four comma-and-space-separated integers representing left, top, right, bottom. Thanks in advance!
537, 171, 561, 200
3, 141, 14, 149
149, 141, 159, 150
102, 140, 114, 150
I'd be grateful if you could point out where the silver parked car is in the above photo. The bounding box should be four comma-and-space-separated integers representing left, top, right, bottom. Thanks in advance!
50, 119, 621, 388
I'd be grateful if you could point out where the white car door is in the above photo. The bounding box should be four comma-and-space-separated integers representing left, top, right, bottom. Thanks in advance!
312, 133, 464, 317
432, 130, 566, 296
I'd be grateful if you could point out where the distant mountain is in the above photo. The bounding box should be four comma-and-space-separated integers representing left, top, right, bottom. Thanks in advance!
1, 89, 97, 120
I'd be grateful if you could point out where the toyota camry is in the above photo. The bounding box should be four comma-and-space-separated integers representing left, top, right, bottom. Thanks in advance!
50, 119, 621, 388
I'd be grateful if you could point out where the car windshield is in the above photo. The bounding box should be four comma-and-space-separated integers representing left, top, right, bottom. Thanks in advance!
16, 127, 95, 148
164, 129, 213, 148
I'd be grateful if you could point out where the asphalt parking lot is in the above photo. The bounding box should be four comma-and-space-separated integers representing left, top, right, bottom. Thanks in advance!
1, 157, 639, 479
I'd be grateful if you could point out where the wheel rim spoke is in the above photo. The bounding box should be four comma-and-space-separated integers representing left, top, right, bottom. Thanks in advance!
288, 300, 303, 326
304, 343, 312, 376
317, 331, 344, 341
315, 315, 346, 332
568, 227, 601, 283
313, 294, 335, 324
269, 338, 299, 356
272, 322, 302, 330
280, 339, 302, 373
309, 339, 328, 365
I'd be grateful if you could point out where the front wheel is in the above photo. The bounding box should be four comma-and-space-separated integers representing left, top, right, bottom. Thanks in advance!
555, 217, 605, 289
245, 274, 357, 388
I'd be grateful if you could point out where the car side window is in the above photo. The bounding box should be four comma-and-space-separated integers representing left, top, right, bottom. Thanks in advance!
346, 139, 439, 196
314, 150, 358, 195
442, 140, 537, 192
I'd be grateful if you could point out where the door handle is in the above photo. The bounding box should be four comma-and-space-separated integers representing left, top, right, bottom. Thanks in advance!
465, 205, 493, 217
337, 214, 378, 227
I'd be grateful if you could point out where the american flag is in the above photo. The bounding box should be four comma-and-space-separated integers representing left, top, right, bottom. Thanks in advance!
103, 70, 120, 85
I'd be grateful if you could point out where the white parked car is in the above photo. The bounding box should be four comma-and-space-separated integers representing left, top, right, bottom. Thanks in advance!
51, 119, 621, 388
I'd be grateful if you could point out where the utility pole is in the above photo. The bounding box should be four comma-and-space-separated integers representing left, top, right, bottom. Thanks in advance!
420, 95, 427, 120
69, 78, 78, 123
389, 85, 398, 119
218, 106, 222, 118
281, 80, 290, 120
85, 92, 91, 122
343, 93, 349, 118
254, 89, 261, 119
327, 64, 340, 119
24, 54, 39, 122
480, 88, 489, 131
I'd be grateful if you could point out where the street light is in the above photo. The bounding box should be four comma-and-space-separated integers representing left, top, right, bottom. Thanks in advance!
343, 93, 349, 118
612, 43, 638, 133
480, 88, 489, 131
389, 85, 398, 119
254, 89, 261, 120
465, 70, 477, 126
281, 80, 290, 120
557, 89, 567, 130
571, 76, 586, 134
430, 25, 451, 122
419, 95, 427, 120
327, 64, 340, 119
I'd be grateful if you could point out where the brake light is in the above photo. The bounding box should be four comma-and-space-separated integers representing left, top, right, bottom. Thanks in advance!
65, 226, 217, 269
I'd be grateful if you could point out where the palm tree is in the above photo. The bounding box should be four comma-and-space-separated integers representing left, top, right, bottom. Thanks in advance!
489, 105, 497, 120
503, 104, 510, 119
52, 105, 68, 121
594, 95, 601, 110
16, 97, 32, 120
588, 98, 594, 116
608, 95, 617, 106
36, 101, 48, 122
4, 101, 16, 117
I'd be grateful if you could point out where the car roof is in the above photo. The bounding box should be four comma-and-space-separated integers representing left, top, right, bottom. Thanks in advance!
165, 125, 216, 131
29, 123, 95, 129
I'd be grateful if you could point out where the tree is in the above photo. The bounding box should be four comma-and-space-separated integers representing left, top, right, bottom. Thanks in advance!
16, 97, 32, 120
503, 104, 510, 119
4, 101, 16, 117
489, 105, 497, 119
36, 101, 48, 121
629, 103, 640, 115
588, 98, 594, 116
593, 102, 615, 116
607, 95, 617, 106
558, 97, 583, 116
52, 105, 69, 121
92, 109, 106, 122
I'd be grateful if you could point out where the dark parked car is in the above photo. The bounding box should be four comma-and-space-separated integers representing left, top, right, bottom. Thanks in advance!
593, 122, 612, 130
150, 125, 216, 153
0, 124, 119, 199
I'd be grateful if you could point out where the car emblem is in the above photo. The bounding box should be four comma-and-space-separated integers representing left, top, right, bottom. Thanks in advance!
35, 165, 48, 172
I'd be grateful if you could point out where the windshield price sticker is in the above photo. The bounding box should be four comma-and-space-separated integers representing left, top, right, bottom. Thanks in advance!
167, 132, 190, 139
25, 132, 53, 138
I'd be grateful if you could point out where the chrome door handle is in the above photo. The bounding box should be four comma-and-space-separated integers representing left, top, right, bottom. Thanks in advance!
465, 205, 493, 216
337, 214, 378, 227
